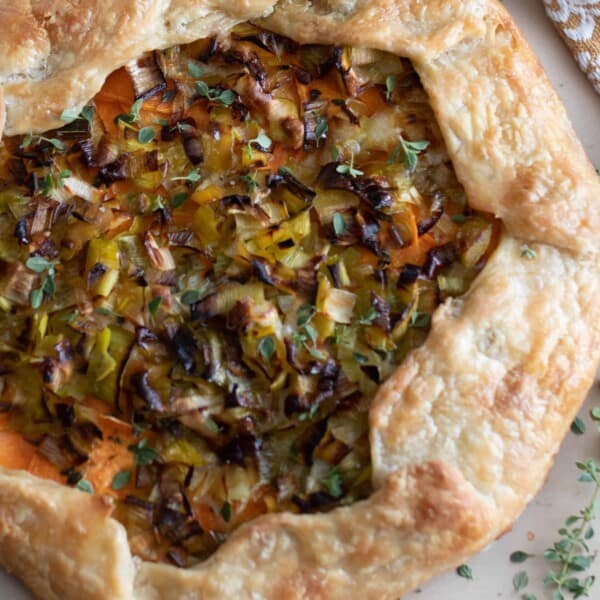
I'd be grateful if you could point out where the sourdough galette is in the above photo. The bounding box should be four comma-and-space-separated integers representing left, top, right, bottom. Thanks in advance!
0, 2, 599, 600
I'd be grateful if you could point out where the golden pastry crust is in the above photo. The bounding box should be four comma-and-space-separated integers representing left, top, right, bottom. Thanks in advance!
0, 1, 599, 599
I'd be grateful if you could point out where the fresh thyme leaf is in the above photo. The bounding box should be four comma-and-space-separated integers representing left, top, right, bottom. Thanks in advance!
112, 469, 132, 491
314, 112, 328, 146
181, 289, 203, 305
20, 134, 33, 149
26, 256, 53, 273
521, 245, 537, 260
353, 352, 369, 364
60, 107, 81, 122
305, 345, 326, 360
251, 132, 272, 151
410, 312, 431, 329
521, 593, 537, 600
46, 137, 65, 151
298, 404, 319, 421
187, 61, 204, 78
456, 564, 473, 580
332, 212, 346, 236
296, 304, 316, 327
359, 306, 380, 325
242, 173, 259, 192
385, 74, 396, 101
336, 153, 364, 178
128, 438, 158, 466
76, 479, 94, 494
172, 192, 188, 208
544, 459, 600, 598
323, 466, 342, 498
172, 169, 201, 183
138, 126, 156, 144
513, 571, 529, 592
571, 416, 586, 435
389, 137, 430, 171
29, 288, 44, 309
590, 407, 600, 432
196, 81, 236, 106
148, 296, 162, 316
221, 501, 232, 522
258, 335, 276, 360
510, 551, 534, 563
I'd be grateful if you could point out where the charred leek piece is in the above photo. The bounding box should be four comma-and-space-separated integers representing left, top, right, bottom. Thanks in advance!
0, 23, 498, 567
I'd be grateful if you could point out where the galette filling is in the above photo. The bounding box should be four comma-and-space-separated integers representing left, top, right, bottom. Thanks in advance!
0, 25, 498, 565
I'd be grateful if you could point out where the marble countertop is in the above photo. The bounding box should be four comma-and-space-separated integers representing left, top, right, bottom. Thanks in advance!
1, 2, 599, 598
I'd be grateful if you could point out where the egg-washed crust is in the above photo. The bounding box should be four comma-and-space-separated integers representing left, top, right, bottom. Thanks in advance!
0, 1, 599, 599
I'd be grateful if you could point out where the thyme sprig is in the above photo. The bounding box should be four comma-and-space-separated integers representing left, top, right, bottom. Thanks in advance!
543, 459, 599, 599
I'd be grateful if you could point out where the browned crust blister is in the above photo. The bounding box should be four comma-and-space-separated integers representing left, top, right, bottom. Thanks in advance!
0, 1, 599, 599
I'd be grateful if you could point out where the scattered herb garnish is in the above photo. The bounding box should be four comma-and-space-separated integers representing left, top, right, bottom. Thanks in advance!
112, 469, 132, 491
571, 416, 586, 435
359, 306, 380, 325
388, 136, 430, 171
171, 192, 189, 208
332, 212, 346, 236
76, 479, 94, 494
115, 98, 144, 125
138, 126, 156, 144
336, 153, 364, 178
242, 172, 259, 192
60, 105, 94, 125
171, 169, 201, 183
258, 335, 276, 360
148, 296, 162, 317
128, 438, 158, 466
385, 75, 396, 101
221, 501, 232, 522
521, 245, 537, 260
456, 564, 473, 580
323, 467, 342, 498
181, 289, 203, 305
195, 81, 236, 106
590, 407, 600, 432
26, 256, 58, 309
314, 112, 328, 146
511, 551, 534, 564
20, 134, 65, 151
247, 132, 272, 159
187, 61, 204, 78
513, 571, 529, 592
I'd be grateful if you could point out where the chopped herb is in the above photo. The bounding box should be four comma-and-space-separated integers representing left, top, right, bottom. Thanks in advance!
513, 571, 529, 592
138, 126, 156, 144
388, 137, 430, 171
172, 169, 201, 183
128, 438, 158, 466
148, 296, 162, 317
314, 112, 328, 146
258, 335, 276, 360
456, 564, 473, 580
353, 352, 369, 364
359, 306, 380, 325
171, 192, 188, 208
521, 245, 537, 260
590, 406, 600, 432
410, 312, 431, 329
195, 81, 236, 106
221, 501, 232, 522
76, 479, 94, 494
336, 153, 363, 178
112, 469, 132, 491
297, 304, 316, 327
60, 105, 94, 124
323, 467, 342, 498
332, 212, 346, 236
116, 98, 144, 125
298, 404, 319, 421
510, 551, 534, 563
187, 61, 205, 78
571, 416, 586, 435
181, 289, 203, 305
385, 75, 396, 101
241, 173, 259, 192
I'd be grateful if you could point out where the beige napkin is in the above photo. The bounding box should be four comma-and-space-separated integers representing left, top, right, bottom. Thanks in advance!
543, 1, 600, 93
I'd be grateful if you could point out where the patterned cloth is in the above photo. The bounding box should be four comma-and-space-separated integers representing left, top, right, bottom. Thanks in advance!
543, 0, 600, 93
